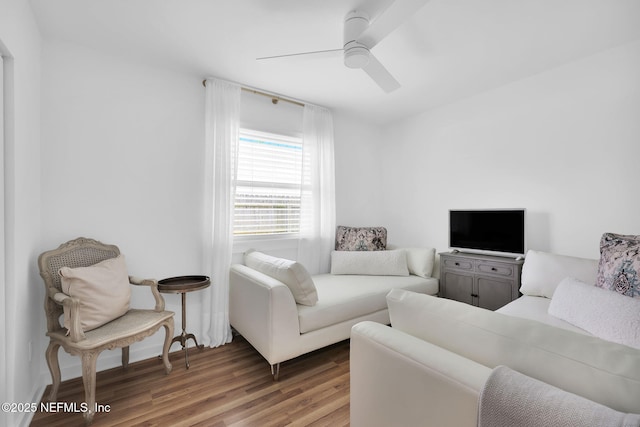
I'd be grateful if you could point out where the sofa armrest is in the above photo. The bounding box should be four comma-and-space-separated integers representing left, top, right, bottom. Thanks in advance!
350, 321, 491, 427
229, 264, 301, 365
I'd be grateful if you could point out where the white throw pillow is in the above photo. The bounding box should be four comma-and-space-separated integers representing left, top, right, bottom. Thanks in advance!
549, 277, 640, 349
519, 250, 599, 298
59, 254, 131, 333
244, 250, 318, 306
330, 250, 409, 276
387, 245, 435, 278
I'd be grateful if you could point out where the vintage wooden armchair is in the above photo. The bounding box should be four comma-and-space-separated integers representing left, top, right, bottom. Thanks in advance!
38, 237, 174, 425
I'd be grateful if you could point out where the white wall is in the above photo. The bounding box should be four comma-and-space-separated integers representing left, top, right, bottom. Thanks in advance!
379, 40, 640, 259
240, 90, 302, 138
40, 39, 205, 379
333, 112, 386, 228
38, 39, 385, 385
0, 0, 43, 426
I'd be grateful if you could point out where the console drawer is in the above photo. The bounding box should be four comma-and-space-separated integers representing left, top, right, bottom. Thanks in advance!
443, 258, 473, 271
476, 262, 514, 277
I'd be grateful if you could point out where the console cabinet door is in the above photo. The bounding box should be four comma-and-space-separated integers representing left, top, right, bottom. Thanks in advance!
441, 271, 474, 305
477, 277, 514, 311
439, 252, 523, 310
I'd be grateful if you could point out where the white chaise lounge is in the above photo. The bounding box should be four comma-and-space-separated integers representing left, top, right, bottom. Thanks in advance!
229, 247, 438, 378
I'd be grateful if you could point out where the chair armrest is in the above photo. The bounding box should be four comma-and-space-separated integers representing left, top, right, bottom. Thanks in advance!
129, 276, 165, 311
48, 290, 86, 342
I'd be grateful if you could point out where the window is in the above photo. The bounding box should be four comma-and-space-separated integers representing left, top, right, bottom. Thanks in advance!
234, 129, 303, 236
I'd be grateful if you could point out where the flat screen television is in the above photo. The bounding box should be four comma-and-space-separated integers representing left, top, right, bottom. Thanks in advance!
449, 209, 526, 257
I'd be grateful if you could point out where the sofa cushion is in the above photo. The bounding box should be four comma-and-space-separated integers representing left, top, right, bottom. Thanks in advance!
496, 295, 590, 335
549, 277, 640, 349
387, 289, 640, 413
387, 246, 436, 278
335, 225, 387, 251
297, 274, 437, 333
330, 250, 409, 276
59, 254, 131, 332
596, 232, 640, 298
519, 250, 599, 298
244, 250, 318, 306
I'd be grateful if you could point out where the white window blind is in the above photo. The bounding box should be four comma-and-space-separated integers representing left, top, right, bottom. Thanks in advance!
234, 129, 302, 236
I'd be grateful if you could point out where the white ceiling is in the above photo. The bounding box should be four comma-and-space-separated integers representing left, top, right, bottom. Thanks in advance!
30, 0, 640, 124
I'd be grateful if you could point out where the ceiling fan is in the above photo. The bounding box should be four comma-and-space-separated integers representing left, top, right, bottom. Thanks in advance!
257, 0, 429, 93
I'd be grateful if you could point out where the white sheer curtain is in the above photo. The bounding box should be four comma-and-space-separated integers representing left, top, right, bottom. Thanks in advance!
202, 78, 240, 347
297, 104, 336, 275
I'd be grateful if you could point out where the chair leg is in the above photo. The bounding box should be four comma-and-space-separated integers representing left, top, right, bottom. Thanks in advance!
45, 342, 61, 401
161, 319, 174, 374
121, 346, 129, 368
81, 351, 99, 425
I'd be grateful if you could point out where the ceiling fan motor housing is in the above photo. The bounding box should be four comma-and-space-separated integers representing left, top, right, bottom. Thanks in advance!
344, 11, 370, 69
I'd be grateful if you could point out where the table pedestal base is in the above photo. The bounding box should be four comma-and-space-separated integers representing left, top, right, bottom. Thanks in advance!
158, 275, 210, 369
169, 291, 204, 369
169, 331, 203, 369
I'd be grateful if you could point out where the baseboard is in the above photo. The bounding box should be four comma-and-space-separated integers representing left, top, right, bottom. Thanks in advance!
14, 380, 46, 427
26, 344, 163, 426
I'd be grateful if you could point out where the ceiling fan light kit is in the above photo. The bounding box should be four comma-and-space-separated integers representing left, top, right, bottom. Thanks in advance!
344, 44, 370, 69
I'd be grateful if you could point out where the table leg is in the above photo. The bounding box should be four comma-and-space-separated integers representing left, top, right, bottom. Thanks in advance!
167, 292, 205, 369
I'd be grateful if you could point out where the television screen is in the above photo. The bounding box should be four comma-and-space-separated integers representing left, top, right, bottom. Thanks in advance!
449, 209, 525, 256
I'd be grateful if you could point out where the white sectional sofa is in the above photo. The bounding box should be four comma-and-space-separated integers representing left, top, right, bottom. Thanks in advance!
229, 248, 438, 378
350, 250, 640, 427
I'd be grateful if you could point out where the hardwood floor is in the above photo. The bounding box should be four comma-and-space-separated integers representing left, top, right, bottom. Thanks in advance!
30, 336, 351, 427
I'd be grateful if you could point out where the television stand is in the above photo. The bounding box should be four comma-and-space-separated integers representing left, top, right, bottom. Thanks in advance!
439, 252, 524, 310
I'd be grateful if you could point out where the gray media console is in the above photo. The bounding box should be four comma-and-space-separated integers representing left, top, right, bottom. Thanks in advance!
439, 251, 524, 310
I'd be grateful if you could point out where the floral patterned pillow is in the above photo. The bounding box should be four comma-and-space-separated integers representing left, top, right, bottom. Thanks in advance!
335, 226, 387, 251
596, 232, 640, 298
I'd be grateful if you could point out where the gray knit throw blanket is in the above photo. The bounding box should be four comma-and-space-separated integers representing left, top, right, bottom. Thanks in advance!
477, 366, 640, 427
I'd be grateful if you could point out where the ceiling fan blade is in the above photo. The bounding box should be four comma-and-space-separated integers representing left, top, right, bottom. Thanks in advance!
362, 53, 400, 93
358, 0, 430, 48
257, 48, 342, 61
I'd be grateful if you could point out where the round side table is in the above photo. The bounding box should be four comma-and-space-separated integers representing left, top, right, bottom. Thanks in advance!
158, 275, 210, 369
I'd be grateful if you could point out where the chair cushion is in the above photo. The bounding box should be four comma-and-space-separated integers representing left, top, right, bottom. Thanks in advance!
48, 308, 174, 349
244, 250, 318, 306
59, 254, 131, 332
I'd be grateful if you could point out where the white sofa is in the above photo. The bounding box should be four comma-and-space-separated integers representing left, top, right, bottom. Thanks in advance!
350, 250, 640, 427
229, 248, 438, 378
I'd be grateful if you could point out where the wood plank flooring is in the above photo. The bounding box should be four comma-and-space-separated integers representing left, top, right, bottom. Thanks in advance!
30, 336, 351, 427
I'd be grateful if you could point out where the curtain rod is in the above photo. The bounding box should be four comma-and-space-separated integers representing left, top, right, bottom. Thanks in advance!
202, 79, 304, 107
